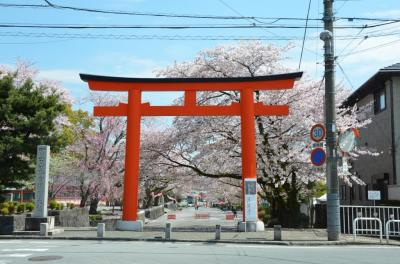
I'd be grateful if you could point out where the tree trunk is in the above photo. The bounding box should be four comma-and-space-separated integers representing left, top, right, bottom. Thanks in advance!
80, 196, 88, 208
89, 198, 99, 214
80, 191, 90, 208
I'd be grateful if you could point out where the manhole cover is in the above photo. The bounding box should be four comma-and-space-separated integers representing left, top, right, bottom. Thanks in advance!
28, 256, 63, 262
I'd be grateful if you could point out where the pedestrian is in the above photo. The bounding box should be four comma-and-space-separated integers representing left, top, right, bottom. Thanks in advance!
232, 207, 237, 218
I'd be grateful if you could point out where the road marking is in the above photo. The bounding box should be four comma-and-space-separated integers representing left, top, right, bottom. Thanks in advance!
225, 244, 399, 249
0, 254, 32, 258
2, 249, 49, 252
0, 241, 23, 244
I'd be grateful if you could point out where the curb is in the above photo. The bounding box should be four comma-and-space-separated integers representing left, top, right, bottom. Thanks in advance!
0, 235, 396, 246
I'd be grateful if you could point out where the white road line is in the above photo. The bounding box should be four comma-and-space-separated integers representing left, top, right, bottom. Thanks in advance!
2, 248, 49, 252
224, 244, 398, 249
0, 254, 32, 258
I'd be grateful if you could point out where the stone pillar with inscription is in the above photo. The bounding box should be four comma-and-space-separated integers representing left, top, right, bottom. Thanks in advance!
33, 145, 50, 218
25, 145, 55, 231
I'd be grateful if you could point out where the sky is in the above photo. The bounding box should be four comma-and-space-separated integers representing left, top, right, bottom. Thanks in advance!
1, 0, 400, 112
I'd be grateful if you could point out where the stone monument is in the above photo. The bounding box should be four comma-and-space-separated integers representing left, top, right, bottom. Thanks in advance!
25, 145, 55, 231
33, 145, 50, 218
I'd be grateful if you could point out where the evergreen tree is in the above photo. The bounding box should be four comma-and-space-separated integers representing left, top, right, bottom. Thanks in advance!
0, 74, 67, 189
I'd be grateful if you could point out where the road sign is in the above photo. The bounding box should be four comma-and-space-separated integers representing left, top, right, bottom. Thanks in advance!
368, 191, 381, 200
311, 147, 326, 166
310, 124, 326, 142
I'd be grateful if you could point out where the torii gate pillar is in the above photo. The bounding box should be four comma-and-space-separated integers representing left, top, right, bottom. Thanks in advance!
239, 88, 263, 231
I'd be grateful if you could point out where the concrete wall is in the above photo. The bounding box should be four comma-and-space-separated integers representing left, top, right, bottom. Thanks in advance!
90, 211, 146, 231
59, 208, 89, 227
0, 215, 26, 235
145, 205, 164, 219
48, 207, 90, 227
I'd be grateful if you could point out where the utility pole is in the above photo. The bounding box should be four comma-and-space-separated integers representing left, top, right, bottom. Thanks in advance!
320, 0, 340, 241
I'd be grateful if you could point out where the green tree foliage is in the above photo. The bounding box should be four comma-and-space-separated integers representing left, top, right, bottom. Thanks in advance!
0, 74, 67, 188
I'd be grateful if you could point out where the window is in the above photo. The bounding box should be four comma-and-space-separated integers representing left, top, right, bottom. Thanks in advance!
374, 88, 386, 114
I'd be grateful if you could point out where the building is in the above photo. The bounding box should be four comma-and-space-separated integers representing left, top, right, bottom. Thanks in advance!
342, 63, 400, 205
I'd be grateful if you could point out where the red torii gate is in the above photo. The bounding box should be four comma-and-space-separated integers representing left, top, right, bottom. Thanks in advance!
80, 72, 303, 230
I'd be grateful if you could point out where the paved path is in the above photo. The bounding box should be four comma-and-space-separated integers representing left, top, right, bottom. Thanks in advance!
144, 207, 241, 231
0, 239, 399, 264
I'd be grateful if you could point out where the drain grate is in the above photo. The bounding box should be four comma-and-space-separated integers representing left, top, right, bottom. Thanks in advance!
28, 256, 63, 262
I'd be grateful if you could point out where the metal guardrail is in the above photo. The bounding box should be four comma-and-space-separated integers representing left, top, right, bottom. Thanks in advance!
385, 219, 400, 243
353, 217, 382, 243
341, 205, 400, 236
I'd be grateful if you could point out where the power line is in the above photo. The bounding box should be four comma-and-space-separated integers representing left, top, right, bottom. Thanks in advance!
2, 2, 400, 24
0, 39, 68, 45
0, 31, 302, 41
217, 0, 279, 37
335, 0, 349, 13
0, 22, 397, 30
0, 2, 320, 22
337, 27, 365, 57
1, 30, 399, 41
338, 35, 368, 59
299, 0, 312, 69
339, 38, 400, 58
336, 61, 354, 89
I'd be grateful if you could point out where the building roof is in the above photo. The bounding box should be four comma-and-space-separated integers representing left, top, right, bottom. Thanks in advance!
345, 63, 400, 106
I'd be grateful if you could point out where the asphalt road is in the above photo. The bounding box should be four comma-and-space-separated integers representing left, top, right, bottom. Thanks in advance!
0, 240, 399, 264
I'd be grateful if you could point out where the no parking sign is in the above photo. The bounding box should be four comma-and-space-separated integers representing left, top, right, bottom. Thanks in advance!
311, 147, 326, 167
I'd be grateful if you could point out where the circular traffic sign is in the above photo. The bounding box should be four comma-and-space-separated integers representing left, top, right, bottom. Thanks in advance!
311, 147, 326, 166
310, 124, 326, 142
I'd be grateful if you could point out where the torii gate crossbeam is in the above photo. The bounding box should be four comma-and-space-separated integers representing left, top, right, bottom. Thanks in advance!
80, 72, 303, 231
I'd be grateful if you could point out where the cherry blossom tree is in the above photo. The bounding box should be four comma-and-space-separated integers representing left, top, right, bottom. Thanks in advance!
62, 93, 126, 213
153, 41, 372, 226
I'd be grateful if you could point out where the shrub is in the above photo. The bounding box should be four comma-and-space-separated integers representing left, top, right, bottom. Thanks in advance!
1, 207, 9, 215
16, 203, 25, 214
7, 203, 16, 214
49, 200, 58, 210
89, 215, 102, 221
25, 202, 35, 212
59, 203, 65, 210
258, 207, 271, 223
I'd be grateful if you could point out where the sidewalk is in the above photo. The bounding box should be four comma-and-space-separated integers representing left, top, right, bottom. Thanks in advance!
1, 228, 398, 246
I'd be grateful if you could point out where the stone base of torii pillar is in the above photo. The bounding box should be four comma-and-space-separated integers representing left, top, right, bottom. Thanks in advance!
116, 220, 143, 231
237, 221, 265, 232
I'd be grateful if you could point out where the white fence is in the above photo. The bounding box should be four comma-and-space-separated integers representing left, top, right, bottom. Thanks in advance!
341, 205, 400, 237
